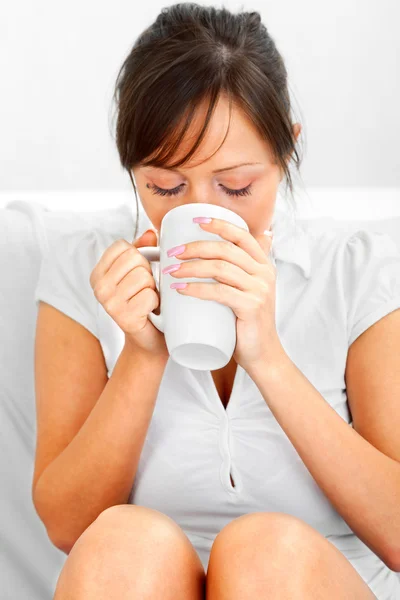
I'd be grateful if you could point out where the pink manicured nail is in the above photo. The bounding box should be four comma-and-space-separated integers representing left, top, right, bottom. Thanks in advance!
167, 244, 186, 257
162, 263, 181, 274
170, 282, 187, 289
193, 216, 212, 223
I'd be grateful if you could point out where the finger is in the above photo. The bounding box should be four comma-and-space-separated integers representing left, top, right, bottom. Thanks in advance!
168, 258, 254, 292
169, 239, 264, 278
173, 281, 260, 320
104, 248, 153, 288
90, 239, 145, 287
197, 218, 270, 265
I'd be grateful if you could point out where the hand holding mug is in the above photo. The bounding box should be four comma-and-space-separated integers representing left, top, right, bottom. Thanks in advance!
164, 216, 280, 372
90, 229, 169, 360
136, 203, 280, 372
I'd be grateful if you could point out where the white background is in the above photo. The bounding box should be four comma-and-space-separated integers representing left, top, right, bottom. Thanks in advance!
1, 0, 399, 217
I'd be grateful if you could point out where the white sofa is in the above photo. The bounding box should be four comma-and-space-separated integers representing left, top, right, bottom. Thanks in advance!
1, 199, 399, 599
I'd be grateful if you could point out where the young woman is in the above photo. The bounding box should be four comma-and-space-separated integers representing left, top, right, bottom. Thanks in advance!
33, 4, 400, 599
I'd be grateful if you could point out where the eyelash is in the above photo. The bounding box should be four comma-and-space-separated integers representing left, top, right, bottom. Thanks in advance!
148, 183, 253, 198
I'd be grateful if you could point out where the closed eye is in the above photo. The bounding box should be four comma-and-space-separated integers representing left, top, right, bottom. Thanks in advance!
148, 183, 253, 198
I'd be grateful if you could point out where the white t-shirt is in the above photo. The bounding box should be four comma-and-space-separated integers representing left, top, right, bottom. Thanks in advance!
34, 205, 400, 599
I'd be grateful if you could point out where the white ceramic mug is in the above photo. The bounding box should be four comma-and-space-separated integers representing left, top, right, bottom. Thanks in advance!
136, 203, 249, 371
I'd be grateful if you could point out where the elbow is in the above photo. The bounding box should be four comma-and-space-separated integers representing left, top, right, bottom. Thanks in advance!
32, 496, 73, 555
384, 546, 400, 573
32, 480, 73, 554
47, 524, 75, 555
53, 539, 74, 555
376, 535, 400, 573
385, 523, 400, 572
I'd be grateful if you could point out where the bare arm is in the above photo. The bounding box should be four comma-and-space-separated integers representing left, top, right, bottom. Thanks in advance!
33, 333, 168, 553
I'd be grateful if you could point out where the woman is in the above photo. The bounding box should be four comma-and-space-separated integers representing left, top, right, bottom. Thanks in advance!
33, 3, 400, 598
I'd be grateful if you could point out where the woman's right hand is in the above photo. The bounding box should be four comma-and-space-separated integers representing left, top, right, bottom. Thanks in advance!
90, 229, 169, 360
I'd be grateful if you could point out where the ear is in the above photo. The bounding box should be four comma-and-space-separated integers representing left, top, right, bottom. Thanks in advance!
293, 122, 302, 141
280, 123, 302, 179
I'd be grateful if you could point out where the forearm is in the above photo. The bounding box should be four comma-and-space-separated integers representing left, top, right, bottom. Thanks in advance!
33, 341, 168, 552
248, 348, 400, 570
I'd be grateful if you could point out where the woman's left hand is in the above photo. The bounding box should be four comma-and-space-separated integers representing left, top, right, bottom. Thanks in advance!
163, 216, 286, 373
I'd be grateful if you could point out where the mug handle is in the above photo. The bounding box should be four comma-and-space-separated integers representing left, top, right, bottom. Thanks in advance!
135, 246, 164, 333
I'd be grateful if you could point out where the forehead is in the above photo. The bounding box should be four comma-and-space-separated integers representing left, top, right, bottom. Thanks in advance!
140, 95, 272, 172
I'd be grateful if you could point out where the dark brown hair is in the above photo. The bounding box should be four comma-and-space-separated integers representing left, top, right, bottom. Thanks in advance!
110, 2, 305, 239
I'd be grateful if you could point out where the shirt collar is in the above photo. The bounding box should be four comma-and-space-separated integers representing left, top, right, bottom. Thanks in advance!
267, 208, 311, 279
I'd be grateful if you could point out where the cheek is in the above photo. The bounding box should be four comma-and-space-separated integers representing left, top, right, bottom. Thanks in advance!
139, 199, 163, 232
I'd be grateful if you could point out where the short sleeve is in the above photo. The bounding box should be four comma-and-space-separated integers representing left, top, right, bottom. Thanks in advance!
34, 229, 100, 339
344, 230, 400, 347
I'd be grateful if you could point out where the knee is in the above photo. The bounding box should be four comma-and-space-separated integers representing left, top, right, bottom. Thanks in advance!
54, 506, 205, 599
68, 504, 188, 563
210, 512, 321, 565
94, 503, 181, 537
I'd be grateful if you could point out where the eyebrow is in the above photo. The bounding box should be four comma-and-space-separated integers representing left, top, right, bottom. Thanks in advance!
144, 162, 263, 174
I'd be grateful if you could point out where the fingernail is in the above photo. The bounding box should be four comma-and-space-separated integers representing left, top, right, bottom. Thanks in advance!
162, 263, 181, 274
193, 216, 212, 223
170, 282, 187, 289
167, 244, 186, 257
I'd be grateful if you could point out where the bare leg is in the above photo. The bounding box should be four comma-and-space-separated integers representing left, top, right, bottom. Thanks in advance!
53, 505, 206, 600
206, 512, 377, 599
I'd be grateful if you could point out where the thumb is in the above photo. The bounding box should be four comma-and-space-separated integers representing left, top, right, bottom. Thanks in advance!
132, 228, 158, 248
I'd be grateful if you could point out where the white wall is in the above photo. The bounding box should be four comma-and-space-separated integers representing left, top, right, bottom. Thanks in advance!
1, 0, 399, 215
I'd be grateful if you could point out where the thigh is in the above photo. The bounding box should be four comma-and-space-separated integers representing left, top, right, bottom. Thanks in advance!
206, 512, 377, 599
54, 504, 206, 600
